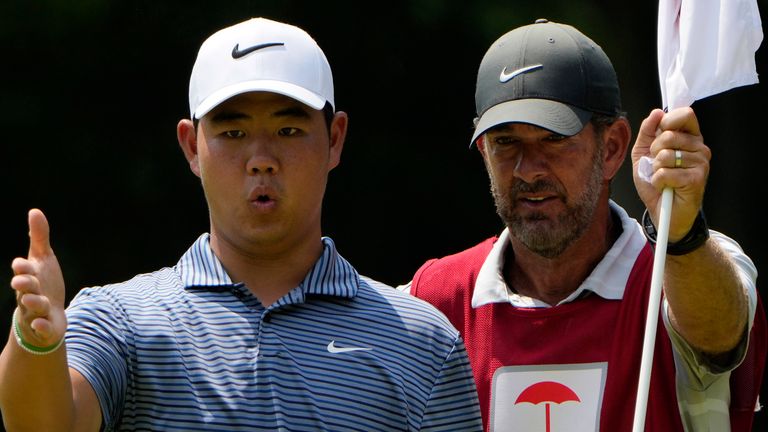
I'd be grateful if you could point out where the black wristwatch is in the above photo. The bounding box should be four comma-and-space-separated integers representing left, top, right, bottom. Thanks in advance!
642, 209, 710, 255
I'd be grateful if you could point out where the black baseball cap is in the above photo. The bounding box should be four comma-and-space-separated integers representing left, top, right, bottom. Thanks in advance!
471, 19, 621, 144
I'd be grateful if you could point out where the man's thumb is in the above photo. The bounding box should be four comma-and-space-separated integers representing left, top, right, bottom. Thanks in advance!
638, 109, 665, 144
27, 208, 52, 258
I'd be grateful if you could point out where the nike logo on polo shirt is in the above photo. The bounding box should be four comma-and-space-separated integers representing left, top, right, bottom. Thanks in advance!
499, 64, 543, 83
231, 42, 285, 59
327, 340, 373, 354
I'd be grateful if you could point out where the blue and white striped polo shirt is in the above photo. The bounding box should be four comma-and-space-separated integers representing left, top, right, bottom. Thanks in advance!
66, 234, 482, 431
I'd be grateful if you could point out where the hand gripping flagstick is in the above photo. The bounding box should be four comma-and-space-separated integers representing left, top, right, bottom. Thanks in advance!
632, 0, 763, 430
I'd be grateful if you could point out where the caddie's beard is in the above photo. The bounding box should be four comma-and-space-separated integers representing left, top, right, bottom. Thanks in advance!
490, 149, 604, 258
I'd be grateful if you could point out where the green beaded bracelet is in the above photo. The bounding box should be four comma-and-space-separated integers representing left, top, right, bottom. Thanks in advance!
12, 308, 64, 355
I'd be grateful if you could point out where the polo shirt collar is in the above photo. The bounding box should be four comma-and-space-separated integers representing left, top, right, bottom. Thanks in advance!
176, 234, 233, 288
175, 234, 359, 301
472, 201, 648, 308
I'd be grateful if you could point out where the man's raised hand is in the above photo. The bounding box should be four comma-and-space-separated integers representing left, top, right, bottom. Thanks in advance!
10, 209, 67, 349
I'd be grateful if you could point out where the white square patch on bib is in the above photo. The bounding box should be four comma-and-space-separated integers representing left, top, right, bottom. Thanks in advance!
490, 363, 607, 432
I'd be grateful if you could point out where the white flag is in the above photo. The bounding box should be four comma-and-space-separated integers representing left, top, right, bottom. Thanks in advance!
657, 0, 763, 110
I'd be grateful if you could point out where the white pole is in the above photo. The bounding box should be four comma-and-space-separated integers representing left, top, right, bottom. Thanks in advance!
631, 186, 674, 431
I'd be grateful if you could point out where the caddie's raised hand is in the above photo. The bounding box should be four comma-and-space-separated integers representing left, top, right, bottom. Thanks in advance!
10, 209, 67, 349
631, 107, 711, 243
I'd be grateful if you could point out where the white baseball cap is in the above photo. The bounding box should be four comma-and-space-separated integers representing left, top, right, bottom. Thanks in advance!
188, 17, 335, 120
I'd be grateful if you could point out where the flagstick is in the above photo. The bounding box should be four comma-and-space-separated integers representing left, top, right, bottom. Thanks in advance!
632, 186, 674, 431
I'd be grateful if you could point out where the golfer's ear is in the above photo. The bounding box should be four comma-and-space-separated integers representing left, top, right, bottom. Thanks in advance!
328, 111, 347, 170
476, 135, 486, 153
177, 119, 201, 177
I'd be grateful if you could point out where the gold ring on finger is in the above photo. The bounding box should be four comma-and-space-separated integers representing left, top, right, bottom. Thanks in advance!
674, 149, 682, 168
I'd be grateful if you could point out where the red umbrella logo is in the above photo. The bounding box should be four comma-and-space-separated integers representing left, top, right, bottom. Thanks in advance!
515, 381, 581, 432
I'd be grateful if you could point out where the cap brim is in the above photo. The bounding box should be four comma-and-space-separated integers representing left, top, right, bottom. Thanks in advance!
470, 99, 592, 145
194, 80, 327, 119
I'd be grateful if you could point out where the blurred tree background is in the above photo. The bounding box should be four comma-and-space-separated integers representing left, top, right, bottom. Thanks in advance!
1, 0, 766, 429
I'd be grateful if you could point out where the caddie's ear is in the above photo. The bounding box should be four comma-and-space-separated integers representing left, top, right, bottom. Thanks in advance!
177, 119, 201, 178
602, 117, 631, 181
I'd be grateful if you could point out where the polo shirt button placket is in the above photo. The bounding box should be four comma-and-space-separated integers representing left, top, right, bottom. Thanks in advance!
257, 310, 276, 360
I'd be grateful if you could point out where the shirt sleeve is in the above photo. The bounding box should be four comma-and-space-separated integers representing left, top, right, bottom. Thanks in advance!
66, 286, 132, 430
418, 336, 483, 431
661, 229, 758, 429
